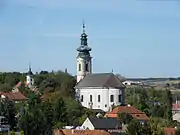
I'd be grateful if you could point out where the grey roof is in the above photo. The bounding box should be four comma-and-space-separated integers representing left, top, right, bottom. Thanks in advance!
75, 73, 125, 89
89, 117, 122, 129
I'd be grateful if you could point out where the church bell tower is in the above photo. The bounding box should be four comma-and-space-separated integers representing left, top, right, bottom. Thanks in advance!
76, 22, 92, 83
26, 64, 34, 88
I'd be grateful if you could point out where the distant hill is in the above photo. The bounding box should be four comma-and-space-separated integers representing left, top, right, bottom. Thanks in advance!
126, 77, 180, 82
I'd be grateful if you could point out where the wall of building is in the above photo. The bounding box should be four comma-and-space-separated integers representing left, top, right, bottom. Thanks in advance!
81, 118, 95, 130
77, 87, 123, 112
26, 75, 34, 88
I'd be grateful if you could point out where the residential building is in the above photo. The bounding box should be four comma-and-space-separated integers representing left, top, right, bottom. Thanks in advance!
172, 103, 180, 122
164, 127, 176, 135
82, 117, 122, 130
0, 116, 10, 135
0, 91, 28, 103
75, 23, 125, 112
122, 80, 143, 86
81, 117, 123, 134
105, 105, 149, 124
172, 103, 180, 113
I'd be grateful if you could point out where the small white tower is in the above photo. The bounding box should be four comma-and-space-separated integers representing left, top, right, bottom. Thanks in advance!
26, 65, 34, 88
76, 22, 92, 83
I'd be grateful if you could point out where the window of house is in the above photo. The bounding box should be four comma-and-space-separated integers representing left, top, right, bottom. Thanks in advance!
81, 95, 83, 102
79, 64, 81, 71
98, 95, 100, 102
118, 95, 121, 102
90, 95, 92, 102
110, 95, 114, 102
85, 64, 88, 71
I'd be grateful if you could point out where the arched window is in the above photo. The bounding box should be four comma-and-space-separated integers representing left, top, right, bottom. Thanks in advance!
81, 95, 83, 102
118, 95, 121, 102
110, 95, 114, 102
85, 64, 88, 71
79, 64, 81, 71
90, 95, 92, 102
98, 95, 100, 102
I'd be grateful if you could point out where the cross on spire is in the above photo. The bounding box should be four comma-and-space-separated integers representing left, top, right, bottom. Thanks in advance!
82, 20, 85, 33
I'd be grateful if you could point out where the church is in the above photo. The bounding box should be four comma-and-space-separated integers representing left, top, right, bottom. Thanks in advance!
75, 23, 125, 112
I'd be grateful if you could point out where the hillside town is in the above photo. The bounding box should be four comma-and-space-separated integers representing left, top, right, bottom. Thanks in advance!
0, 23, 180, 135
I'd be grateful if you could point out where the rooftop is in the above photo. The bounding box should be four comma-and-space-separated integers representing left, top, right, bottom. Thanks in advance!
75, 73, 125, 89
87, 117, 122, 129
54, 129, 110, 135
0, 91, 28, 101
105, 105, 149, 121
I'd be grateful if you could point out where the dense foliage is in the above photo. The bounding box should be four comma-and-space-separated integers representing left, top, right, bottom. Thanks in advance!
125, 87, 172, 120
0, 71, 95, 135
123, 87, 180, 135
1, 71, 180, 135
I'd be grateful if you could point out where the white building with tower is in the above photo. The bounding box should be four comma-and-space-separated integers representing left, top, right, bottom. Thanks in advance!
75, 23, 125, 112
26, 65, 34, 88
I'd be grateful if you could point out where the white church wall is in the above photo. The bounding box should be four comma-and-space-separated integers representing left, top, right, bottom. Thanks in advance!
108, 88, 122, 106
78, 87, 122, 112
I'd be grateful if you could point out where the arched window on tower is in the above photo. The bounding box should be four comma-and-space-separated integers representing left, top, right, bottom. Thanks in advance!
79, 64, 81, 71
81, 95, 84, 102
85, 63, 88, 71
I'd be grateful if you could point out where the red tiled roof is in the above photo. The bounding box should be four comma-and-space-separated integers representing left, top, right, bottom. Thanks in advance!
15, 81, 28, 88
164, 128, 175, 135
105, 106, 149, 121
0, 91, 28, 101
172, 103, 180, 110
54, 129, 111, 135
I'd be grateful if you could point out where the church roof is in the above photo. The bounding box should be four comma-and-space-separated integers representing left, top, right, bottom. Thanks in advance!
75, 73, 125, 89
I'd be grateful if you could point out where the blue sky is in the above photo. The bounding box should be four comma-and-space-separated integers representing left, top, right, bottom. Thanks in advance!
0, 0, 180, 78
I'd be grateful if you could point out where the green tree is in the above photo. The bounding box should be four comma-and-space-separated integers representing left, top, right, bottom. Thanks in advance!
52, 98, 68, 128
19, 95, 51, 135
126, 119, 139, 135
151, 105, 164, 118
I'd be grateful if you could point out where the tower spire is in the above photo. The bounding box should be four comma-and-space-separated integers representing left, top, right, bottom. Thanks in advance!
76, 22, 92, 83
29, 62, 31, 72
82, 20, 85, 33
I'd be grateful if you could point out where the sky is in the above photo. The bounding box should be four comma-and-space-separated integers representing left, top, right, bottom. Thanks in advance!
0, 0, 180, 78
